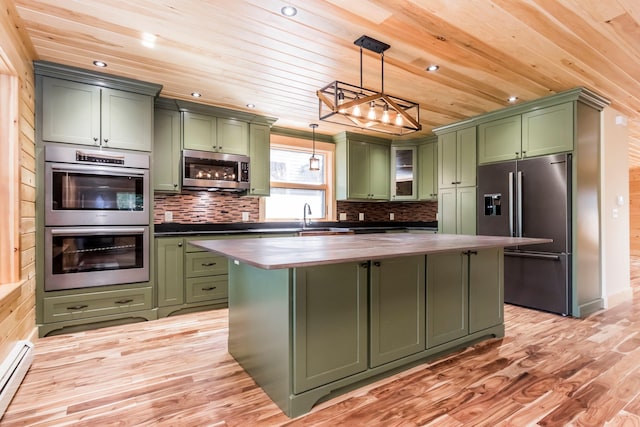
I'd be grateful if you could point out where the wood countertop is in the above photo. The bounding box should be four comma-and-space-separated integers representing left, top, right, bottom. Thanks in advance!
190, 234, 552, 270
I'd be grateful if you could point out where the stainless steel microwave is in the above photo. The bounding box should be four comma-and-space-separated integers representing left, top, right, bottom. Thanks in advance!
182, 149, 250, 191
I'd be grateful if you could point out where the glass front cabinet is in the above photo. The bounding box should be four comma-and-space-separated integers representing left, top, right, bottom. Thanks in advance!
390, 145, 417, 200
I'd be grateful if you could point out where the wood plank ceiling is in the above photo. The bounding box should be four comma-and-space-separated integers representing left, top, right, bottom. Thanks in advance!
12, 0, 640, 165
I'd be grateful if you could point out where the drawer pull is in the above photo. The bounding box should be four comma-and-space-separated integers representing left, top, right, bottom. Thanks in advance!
201, 262, 217, 267
115, 299, 134, 304
201, 286, 217, 291
67, 305, 88, 310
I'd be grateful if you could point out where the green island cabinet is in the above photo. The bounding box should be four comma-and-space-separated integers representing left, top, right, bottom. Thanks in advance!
183, 112, 249, 155
477, 102, 574, 164
153, 107, 181, 192
436, 125, 477, 234
36, 62, 160, 152
418, 137, 438, 201
226, 248, 504, 417
335, 132, 390, 200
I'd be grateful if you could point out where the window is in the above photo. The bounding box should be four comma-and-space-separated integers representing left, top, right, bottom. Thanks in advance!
264, 134, 334, 221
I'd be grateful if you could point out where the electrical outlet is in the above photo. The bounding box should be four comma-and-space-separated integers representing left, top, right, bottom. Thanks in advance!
242, 211, 249, 222
339, 212, 347, 221
358, 212, 364, 221
164, 211, 173, 222
389, 213, 395, 221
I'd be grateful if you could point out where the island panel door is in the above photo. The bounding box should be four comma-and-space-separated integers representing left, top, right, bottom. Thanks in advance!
370, 255, 426, 367
293, 262, 368, 394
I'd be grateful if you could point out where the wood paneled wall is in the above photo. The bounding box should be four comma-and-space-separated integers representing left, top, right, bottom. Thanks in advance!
0, 0, 38, 360
630, 167, 640, 256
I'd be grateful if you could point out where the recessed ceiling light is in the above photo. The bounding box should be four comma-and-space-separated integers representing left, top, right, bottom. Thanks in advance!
508, 96, 519, 103
93, 60, 107, 68
246, 103, 256, 109
281, 5, 297, 16
426, 64, 439, 72
141, 32, 157, 48
191, 92, 202, 98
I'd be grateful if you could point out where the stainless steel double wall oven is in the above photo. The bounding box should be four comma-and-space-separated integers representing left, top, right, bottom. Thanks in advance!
44, 144, 151, 291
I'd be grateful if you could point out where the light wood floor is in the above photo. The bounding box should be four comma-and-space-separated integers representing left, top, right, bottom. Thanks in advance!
3, 260, 640, 427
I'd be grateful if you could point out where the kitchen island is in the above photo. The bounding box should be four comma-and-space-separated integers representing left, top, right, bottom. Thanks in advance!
192, 233, 550, 418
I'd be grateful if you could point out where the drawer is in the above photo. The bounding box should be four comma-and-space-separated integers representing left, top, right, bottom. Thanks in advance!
43, 287, 152, 323
185, 252, 227, 277
186, 275, 228, 303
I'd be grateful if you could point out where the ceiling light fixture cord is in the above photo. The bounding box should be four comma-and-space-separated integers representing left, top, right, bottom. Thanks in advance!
360, 46, 363, 89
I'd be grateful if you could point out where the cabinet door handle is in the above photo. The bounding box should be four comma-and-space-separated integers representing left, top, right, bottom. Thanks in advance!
67, 305, 88, 310
93, 137, 99, 143
201, 286, 217, 291
103, 138, 109, 144
178, 242, 183, 247
373, 261, 381, 267
115, 299, 133, 304
360, 262, 369, 269
201, 262, 217, 267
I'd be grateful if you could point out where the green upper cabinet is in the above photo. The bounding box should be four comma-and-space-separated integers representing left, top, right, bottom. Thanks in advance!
418, 139, 438, 201
477, 102, 574, 164
153, 108, 181, 192
248, 123, 271, 196
182, 112, 217, 152
369, 256, 425, 367
293, 262, 368, 394
390, 145, 417, 201
522, 102, 574, 157
438, 126, 476, 189
183, 113, 249, 155
477, 115, 522, 164
336, 133, 390, 200
41, 76, 154, 151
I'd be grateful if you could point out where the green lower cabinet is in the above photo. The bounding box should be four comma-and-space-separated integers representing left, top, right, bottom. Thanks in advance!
369, 256, 425, 367
293, 262, 368, 394
426, 251, 468, 348
469, 248, 504, 333
156, 237, 185, 307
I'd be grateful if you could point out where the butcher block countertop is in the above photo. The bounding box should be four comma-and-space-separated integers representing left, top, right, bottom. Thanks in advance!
190, 233, 551, 270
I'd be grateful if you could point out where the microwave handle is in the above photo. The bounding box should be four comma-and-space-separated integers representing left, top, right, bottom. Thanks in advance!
50, 162, 146, 177
49, 227, 146, 236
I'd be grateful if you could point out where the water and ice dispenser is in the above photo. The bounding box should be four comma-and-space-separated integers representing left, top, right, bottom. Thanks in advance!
484, 193, 502, 216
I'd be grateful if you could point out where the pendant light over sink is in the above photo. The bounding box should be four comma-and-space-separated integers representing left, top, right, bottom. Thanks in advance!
316, 35, 422, 136
309, 123, 320, 171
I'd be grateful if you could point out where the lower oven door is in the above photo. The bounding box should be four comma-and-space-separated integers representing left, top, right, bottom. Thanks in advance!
44, 226, 149, 291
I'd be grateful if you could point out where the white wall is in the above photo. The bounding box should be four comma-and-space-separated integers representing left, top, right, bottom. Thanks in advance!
600, 107, 631, 307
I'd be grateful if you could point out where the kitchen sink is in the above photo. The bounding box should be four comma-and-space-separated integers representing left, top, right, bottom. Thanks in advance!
297, 227, 354, 236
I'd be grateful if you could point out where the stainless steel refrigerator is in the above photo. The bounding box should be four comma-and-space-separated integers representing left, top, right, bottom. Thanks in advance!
477, 153, 571, 315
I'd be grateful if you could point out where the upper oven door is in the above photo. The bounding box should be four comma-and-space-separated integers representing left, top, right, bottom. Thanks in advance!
45, 162, 150, 226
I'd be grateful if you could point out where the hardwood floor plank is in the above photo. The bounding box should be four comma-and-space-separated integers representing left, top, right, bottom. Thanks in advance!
2, 259, 640, 426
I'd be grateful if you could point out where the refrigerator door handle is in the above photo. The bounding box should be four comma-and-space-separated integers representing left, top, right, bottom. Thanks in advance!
505, 251, 561, 261
508, 172, 514, 237
517, 170, 523, 237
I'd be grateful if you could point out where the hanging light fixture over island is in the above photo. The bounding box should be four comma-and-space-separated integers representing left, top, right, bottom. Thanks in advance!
316, 35, 422, 136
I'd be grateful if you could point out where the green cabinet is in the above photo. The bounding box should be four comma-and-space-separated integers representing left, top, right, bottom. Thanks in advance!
418, 139, 438, 201
41, 76, 154, 151
183, 112, 249, 155
522, 102, 574, 157
293, 262, 368, 393
477, 102, 574, 164
153, 108, 181, 192
390, 145, 417, 200
437, 126, 476, 234
426, 248, 503, 348
336, 133, 390, 200
477, 115, 522, 164
426, 251, 468, 347
369, 256, 425, 367
248, 123, 271, 196
156, 237, 184, 307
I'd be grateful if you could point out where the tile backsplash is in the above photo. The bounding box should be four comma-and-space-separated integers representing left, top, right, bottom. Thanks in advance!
154, 192, 260, 223
154, 192, 437, 224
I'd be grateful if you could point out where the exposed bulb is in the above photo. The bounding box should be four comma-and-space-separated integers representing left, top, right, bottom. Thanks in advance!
395, 112, 403, 126
381, 104, 390, 123
337, 90, 346, 113
367, 101, 376, 120
353, 103, 361, 117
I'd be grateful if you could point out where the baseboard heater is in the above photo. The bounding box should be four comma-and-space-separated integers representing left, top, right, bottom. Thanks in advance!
0, 341, 34, 419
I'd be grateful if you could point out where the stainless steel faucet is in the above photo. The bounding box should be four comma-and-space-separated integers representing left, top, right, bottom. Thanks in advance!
303, 203, 312, 228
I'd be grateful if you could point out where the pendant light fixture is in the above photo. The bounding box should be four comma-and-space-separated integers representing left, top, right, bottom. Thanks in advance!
309, 123, 320, 171
317, 35, 421, 136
